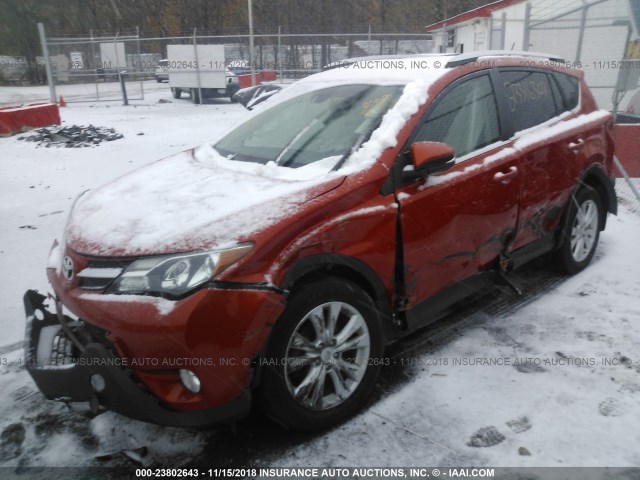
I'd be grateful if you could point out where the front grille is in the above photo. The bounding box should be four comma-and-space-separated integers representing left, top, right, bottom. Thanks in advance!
77, 259, 132, 291
78, 277, 115, 290
86, 260, 132, 270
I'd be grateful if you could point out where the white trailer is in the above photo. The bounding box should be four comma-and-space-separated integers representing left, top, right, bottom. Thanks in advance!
167, 44, 239, 103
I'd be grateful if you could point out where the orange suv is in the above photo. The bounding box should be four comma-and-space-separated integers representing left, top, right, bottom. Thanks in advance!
24, 51, 617, 431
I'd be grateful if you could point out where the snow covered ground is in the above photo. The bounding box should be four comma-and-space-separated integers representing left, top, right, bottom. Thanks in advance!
0, 83, 639, 472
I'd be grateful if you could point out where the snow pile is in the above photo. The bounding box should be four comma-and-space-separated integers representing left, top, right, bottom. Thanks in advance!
19, 125, 124, 148
90, 412, 207, 466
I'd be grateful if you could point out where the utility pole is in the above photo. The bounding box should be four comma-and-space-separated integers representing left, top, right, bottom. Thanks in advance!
442, 0, 448, 53
248, 0, 256, 86
37, 23, 56, 104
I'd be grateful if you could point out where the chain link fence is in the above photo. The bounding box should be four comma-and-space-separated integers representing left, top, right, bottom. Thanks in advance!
36, 28, 433, 104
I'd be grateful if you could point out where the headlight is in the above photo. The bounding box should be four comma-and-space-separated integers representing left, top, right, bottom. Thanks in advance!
107, 244, 253, 298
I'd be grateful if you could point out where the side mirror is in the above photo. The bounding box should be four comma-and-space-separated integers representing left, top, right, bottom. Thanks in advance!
404, 141, 455, 180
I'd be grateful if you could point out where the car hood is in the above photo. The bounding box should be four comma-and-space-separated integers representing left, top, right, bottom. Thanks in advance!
65, 148, 345, 257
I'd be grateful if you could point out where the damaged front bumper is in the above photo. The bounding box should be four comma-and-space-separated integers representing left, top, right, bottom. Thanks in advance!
23, 289, 250, 427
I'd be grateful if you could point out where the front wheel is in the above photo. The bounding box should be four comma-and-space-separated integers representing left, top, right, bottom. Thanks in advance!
260, 279, 384, 431
554, 187, 603, 274
171, 87, 181, 99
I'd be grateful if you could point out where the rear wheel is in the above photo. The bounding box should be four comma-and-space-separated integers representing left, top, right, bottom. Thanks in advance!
554, 187, 603, 274
190, 88, 200, 104
171, 87, 181, 99
260, 279, 383, 431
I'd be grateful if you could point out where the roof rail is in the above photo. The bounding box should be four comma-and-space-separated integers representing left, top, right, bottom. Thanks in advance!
446, 50, 565, 68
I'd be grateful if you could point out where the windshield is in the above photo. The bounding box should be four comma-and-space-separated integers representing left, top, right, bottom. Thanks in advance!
214, 84, 403, 169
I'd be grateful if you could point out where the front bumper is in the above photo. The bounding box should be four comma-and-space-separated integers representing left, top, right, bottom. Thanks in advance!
23, 290, 250, 427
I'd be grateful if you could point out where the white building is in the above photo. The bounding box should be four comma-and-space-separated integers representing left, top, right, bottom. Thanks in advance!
426, 0, 640, 109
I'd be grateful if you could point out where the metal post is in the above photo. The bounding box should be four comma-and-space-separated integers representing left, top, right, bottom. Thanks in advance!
90, 29, 99, 100
119, 73, 128, 105
440, 0, 449, 53
113, 33, 128, 105
248, 0, 256, 86
277, 25, 283, 82
522, 2, 531, 51
574, 4, 589, 63
368, 24, 372, 55
137, 26, 144, 100
37, 23, 56, 104
193, 28, 203, 105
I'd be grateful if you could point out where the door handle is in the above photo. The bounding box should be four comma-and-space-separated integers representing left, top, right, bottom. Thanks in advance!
568, 138, 585, 150
493, 166, 518, 183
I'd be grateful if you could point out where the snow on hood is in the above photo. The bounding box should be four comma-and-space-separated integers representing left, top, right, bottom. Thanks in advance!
65, 149, 343, 257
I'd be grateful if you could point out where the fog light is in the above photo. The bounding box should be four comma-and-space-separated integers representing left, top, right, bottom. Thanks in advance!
90, 374, 106, 393
179, 369, 201, 393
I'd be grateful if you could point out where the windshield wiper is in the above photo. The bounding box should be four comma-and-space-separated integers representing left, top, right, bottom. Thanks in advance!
278, 90, 370, 169
330, 119, 382, 172
274, 118, 321, 166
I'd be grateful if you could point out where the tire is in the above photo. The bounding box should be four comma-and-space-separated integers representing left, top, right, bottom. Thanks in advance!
171, 87, 181, 99
260, 279, 384, 431
554, 187, 603, 274
156, 77, 162, 83
190, 88, 200, 104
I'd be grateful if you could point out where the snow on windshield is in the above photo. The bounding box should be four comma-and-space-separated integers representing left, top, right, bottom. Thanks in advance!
198, 61, 446, 177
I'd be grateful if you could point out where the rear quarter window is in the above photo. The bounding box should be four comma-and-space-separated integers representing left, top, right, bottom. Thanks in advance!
552, 72, 580, 111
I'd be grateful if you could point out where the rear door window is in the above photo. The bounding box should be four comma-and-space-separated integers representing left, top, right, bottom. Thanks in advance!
499, 70, 560, 132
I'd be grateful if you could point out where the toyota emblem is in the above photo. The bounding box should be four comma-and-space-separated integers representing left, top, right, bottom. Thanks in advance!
62, 256, 74, 280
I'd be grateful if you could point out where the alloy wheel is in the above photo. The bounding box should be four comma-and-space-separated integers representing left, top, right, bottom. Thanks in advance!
284, 301, 371, 410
